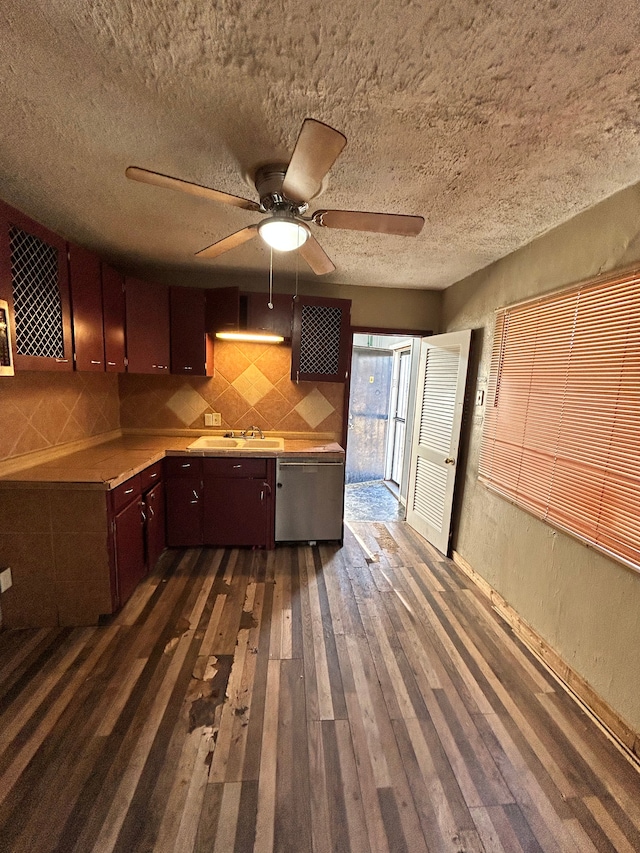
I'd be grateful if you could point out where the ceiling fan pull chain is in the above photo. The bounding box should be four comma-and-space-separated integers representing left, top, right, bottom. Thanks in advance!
295, 228, 300, 299
268, 246, 274, 309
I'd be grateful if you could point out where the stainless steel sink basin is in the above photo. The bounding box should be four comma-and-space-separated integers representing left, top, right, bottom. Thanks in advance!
187, 436, 285, 452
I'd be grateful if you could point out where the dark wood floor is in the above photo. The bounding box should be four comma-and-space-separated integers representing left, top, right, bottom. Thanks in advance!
1, 522, 639, 853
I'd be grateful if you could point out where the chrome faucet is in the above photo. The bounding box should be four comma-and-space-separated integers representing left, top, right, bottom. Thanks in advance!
242, 425, 264, 439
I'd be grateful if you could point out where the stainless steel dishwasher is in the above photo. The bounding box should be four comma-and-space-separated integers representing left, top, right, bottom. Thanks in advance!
275, 458, 345, 543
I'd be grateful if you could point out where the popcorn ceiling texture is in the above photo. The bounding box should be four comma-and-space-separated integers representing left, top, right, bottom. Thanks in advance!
1, 1, 640, 290
118, 341, 344, 436
0, 373, 120, 464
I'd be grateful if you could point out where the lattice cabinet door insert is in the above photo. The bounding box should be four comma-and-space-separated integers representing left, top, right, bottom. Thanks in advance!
0, 201, 72, 371
291, 295, 351, 383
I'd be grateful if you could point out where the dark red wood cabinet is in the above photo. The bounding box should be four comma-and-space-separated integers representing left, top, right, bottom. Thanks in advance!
113, 491, 146, 608
101, 263, 126, 372
68, 243, 104, 371
165, 457, 203, 547
202, 457, 275, 548
144, 480, 166, 571
164, 455, 275, 548
109, 474, 146, 610
206, 286, 240, 333
0, 200, 73, 371
108, 462, 166, 611
125, 277, 170, 373
170, 286, 212, 376
291, 294, 351, 383
245, 292, 293, 339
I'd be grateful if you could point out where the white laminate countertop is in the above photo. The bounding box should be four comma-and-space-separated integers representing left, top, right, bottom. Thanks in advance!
0, 434, 345, 490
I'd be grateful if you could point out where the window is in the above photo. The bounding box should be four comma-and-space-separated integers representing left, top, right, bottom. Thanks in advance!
479, 268, 640, 572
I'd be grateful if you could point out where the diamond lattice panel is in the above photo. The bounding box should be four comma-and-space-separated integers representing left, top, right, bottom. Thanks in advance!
299, 305, 342, 377
10, 226, 64, 358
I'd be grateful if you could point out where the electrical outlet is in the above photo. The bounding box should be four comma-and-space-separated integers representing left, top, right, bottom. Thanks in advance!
0, 567, 12, 593
210, 412, 221, 426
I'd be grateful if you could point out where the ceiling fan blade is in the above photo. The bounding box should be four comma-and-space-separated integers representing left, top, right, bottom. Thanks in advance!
126, 166, 261, 212
313, 209, 424, 236
281, 119, 347, 204
299, 235, 336, 276
196, 225, 259, 259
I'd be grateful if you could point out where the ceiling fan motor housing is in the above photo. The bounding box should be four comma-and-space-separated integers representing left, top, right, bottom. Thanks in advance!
254, 164, 308, 215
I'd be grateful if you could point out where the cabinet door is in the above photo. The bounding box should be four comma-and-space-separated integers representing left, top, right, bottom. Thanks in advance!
114, 498, 146, 608
125, 277, 170, 373
145, 481, 166, 570
245, 292, 293, 339
170, 286, 210, 375
291, 295, 351, 382
0, 200, 73, 371
68, 243, 104, 371
102, 263, 126, 372
165, 477, 203, 546
203, 477, 272, 547
206, 286, 240, 333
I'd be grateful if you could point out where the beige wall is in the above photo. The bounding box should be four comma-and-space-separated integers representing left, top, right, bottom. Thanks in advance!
116, 263, 442, 333
442, 182, 640, 734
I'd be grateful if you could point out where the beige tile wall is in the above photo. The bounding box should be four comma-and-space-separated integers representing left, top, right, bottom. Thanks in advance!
119, 341, 344, 436
0, 372, 120, 464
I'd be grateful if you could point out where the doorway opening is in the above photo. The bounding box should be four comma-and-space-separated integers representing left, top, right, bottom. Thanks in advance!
344, 332, 422, 522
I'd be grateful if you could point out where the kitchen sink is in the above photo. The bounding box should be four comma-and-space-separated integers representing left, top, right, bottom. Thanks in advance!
187, 436, 285, 452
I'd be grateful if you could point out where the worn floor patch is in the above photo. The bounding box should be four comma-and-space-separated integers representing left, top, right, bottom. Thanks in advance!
188, 654, 233, 732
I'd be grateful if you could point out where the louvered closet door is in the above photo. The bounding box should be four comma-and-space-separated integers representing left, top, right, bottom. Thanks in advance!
406, 330, 471, 554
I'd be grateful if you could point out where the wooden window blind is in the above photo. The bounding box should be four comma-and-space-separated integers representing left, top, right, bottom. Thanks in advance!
479, 268, 640, 572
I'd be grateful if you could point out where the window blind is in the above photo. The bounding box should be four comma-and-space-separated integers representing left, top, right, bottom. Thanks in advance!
479, 269, 640, 572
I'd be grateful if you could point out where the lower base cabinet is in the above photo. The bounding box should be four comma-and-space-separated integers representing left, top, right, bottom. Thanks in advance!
144, 480, 166, 571
109, 462, 166, 611
164, 456, 275, 549
113, 494, 146, 607
165, 458, 203, 546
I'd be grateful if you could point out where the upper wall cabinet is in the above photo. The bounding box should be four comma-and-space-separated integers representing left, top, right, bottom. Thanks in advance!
68, 243, 104, 372
101, 263, 126, 373
125, 277, 170, 374
170, 286, 212, 376
245, 292, 293, 340
291, 295, 351, 383
206, 286, 240, 333
0, 201, 73, 371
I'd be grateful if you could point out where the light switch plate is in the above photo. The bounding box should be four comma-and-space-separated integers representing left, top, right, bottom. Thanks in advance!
0, 567, 12, 593
204, 412, 222, 427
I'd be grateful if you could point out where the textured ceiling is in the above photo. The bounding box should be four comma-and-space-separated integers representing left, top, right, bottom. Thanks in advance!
1, 1, 640, 290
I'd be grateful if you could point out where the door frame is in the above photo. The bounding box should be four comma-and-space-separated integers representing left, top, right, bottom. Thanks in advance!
341, 326, 433, 452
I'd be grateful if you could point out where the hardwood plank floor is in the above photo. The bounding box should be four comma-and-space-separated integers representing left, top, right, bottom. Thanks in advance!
0, 521, 639, 852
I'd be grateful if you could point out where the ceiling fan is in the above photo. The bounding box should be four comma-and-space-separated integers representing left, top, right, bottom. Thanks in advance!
126, 118, 424, 276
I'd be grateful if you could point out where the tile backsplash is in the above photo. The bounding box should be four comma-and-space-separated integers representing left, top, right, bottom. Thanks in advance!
0, 372, 120, 464
119, 341, 344, 436
0, 342, 343, 467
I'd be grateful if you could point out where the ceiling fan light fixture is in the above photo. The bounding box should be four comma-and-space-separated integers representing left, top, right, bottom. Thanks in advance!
258, 216, 310, 252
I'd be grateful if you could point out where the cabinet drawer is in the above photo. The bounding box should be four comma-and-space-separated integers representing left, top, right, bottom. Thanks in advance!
111, 474, 141, 514
164, 456, 202, 479
140, 461, 162, 492
203, 457, 267, 479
